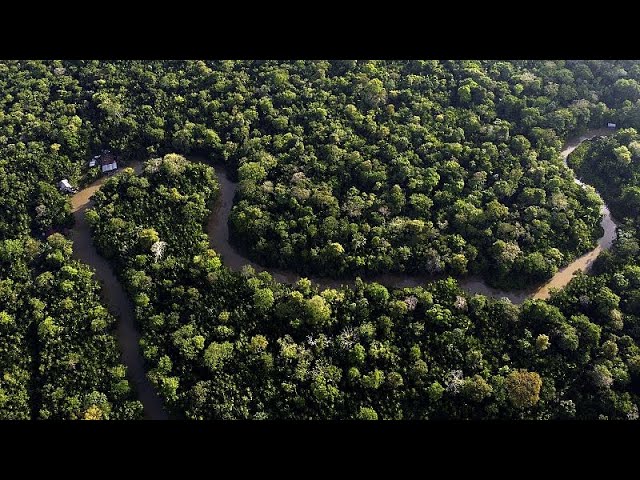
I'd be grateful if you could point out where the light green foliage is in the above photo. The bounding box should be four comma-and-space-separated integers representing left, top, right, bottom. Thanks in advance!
204, 341, 234, 371
253, 288, 275, 312
356, 407, 378, 420
0, 236, 141, 419
306, 295, 331, 325
4, 60, 639, 421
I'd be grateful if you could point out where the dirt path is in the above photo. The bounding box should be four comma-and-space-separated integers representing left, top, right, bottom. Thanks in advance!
68, 163, 168, 420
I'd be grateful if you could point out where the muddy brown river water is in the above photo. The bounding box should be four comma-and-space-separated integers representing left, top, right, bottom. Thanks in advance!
68, 128, 616, 419
69, 163, 168, 420
206, 128, 618, 303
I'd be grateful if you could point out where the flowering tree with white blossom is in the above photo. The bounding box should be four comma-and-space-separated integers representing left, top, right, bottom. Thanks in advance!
151, 240, 168, 263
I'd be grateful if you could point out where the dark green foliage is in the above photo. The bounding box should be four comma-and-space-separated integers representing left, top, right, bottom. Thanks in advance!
90, 159, 640, 419
3, 60, 640, 420
568, 128, 640, 220
0, 60, 617, 289
0, 235, 142, 419
220, 60, 611, 289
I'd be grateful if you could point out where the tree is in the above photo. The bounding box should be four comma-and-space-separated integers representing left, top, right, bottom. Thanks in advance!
151, 240, 167, 262
535, 334, 550, 351
83, 405, 104, 420
505, 370, 542, 409
204, 341, 234, 371
614, 145, 632, 166
139, 228, 160, 250
253, 288, 275, 313
306, 295, 331, 326
356, 406, 378, 420
461, 375, 493, 403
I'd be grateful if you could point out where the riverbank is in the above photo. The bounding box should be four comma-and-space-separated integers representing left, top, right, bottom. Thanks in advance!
205, 128, 618, 303
63, 129, 616, 418
69, 162, 168, 420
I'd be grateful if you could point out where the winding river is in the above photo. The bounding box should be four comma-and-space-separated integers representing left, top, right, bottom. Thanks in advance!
69, 163, 168, 420
207, 128, 618, 303
68, 128, 616, 419
531, 128, 617, 299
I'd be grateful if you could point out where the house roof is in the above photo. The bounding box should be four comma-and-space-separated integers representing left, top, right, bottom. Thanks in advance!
100, 152, 117, 166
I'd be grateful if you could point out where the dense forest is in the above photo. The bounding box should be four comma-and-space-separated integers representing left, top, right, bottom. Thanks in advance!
88, 153, 640, 419
567, 128, 640, 326
3, 60, 640, 419
568, 128, 640, 221
0, 234, 142, 419
1, 60, 628, 287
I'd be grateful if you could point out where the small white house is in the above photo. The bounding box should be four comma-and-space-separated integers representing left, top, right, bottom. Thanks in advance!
101, 159, 117, 172
607, 122, 617, 128
58, 179, 76, 194
90, 150, 119, 173
100, 151, 118, 173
